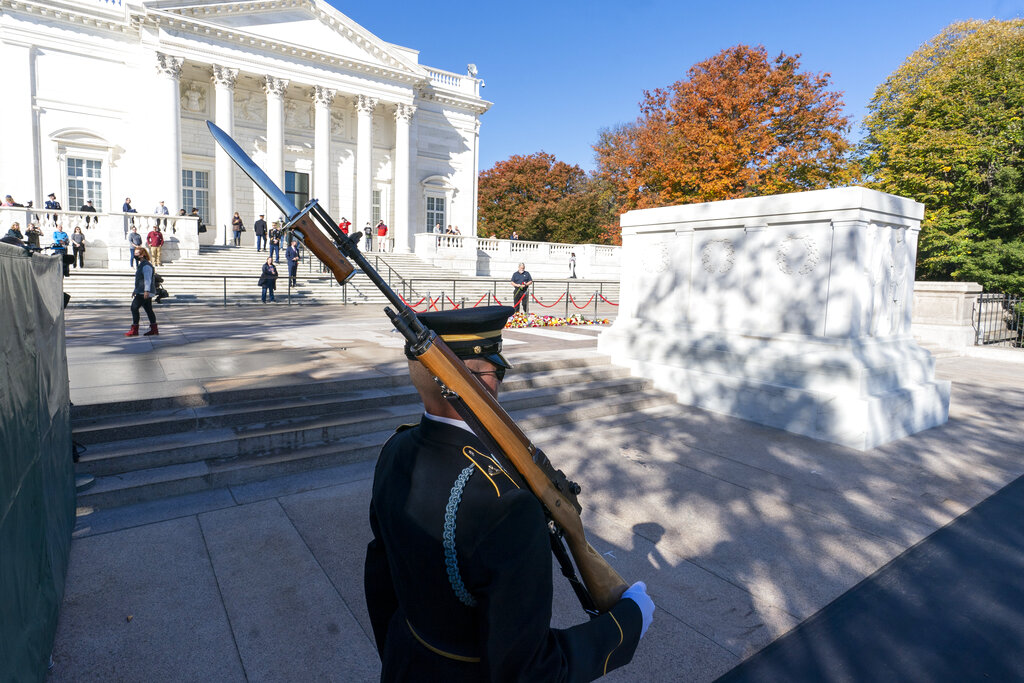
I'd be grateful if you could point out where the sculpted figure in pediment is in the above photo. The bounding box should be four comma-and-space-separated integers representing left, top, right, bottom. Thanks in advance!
332, 111, 346, 137
285, 100, 312, 129
235, 91, 265, 123
180, 83, 206, 113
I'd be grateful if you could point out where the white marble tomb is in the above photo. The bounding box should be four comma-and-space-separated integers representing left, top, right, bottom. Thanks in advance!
598, 186, 950, 450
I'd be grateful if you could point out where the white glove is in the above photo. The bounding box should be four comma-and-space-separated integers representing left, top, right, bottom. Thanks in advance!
622, 581, 654, 638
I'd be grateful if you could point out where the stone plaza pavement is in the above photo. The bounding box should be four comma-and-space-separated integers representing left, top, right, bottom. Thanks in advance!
49, 305, 1024, 682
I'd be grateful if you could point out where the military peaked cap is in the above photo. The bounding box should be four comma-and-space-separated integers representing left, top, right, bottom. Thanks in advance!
406, 306, 515, 369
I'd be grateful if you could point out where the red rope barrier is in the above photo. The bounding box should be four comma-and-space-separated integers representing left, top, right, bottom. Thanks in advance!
472, 293, 489, 307
569, 293, 596, 309
445, 295, 461, 309
428, 295, 441, 311
597, 293, 619, 306
531, 292, 565, 308
398, 295, 427, 310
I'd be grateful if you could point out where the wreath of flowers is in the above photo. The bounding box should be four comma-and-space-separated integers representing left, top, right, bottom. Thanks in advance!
505, 312, 610, 328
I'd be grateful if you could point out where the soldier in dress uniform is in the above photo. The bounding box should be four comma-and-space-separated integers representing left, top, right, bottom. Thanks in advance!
364, 306, 654, 682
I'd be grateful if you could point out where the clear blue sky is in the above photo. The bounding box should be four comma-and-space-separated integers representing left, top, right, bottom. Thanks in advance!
334, 0, 1024, 173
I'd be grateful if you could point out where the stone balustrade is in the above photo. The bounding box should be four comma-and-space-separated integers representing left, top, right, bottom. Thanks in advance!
414, 232, 621, 279
0, 206, 199, 268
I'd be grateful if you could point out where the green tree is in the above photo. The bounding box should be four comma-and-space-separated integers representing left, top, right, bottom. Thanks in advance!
860, 19, 1024, 294
594, 45, 853, 217
477, 152, 615, 243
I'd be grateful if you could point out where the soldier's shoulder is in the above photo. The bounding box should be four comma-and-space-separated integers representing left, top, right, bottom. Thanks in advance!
460, 446, 526, 501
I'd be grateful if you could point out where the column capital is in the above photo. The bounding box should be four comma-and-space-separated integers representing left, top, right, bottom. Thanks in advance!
211, 65, 239, 89
394, 103, 417, 123
263, 75, 289, 98
356, 94, 378, 115
155, 52, 183, 79
312, 85, 336, 108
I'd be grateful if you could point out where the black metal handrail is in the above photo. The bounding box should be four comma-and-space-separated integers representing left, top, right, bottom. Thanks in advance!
975, 293, 1024, 348
63, 270, 620, 317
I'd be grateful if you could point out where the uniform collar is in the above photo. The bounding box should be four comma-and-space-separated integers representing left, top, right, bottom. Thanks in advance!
422, 411, 475, 435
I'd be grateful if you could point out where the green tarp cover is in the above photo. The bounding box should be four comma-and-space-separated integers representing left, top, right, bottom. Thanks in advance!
0, 242, 75, 681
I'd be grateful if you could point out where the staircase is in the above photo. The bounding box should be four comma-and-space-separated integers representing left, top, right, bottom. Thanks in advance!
62, 245, 619, 312
72, 353, 674, 511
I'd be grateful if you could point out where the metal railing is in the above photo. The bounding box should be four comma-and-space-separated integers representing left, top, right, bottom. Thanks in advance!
62, 270, 620, 318
975, 293, 1023, 348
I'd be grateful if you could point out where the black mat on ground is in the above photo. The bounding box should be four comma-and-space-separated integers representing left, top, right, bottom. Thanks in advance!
716, 473, 1024, 682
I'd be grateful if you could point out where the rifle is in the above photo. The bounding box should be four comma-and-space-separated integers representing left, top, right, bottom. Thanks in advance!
206, 121, 628, 613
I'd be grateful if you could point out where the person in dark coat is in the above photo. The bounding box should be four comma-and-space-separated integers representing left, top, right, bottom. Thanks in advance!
125, 247, 158, 337
364, 306, 654, 682
286, 240, 301, 287
258, 256, 278, 303
80, 199, 97, 226
254, 213, 267, 252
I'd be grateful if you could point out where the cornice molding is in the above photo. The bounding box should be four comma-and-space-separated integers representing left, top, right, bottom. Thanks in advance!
1, 0, 132, 34
142, 0, 432, 88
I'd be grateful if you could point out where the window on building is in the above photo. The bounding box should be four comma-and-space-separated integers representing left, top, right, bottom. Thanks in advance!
426, 196, 445, 232
285, 171, 309, 211
181, 169, 210, 224
372, 189, 382, 224
67, 158, 103, 211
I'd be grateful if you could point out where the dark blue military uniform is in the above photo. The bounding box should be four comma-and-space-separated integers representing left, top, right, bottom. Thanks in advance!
365, 306, 644, 680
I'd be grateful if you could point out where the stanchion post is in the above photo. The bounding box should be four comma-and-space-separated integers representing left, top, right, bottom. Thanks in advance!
593, 290, 598, 322
565, 282, 570, 319
223, 277, 227, 307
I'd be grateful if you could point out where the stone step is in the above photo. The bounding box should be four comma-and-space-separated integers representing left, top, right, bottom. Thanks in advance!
70, 355, 612, 419
75, 376, 652, 476
75, 388, 674, 510
72, 363, 633, 445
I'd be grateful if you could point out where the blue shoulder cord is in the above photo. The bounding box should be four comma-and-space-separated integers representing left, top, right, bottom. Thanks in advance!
443, 464, 478, 607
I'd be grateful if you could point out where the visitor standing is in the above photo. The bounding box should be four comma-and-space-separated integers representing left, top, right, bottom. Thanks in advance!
569, 252, 577, 279
258, 257, 279, 303
231, 212, 244, 246
339, 217, 351, 235
147, 224, 164, 266
254, 214, 267, 252
363, 222, 373, 251
128, 226, 143, 266
52, 224, 70, 276
376, 219, 388, 252
71, 226, 86, 268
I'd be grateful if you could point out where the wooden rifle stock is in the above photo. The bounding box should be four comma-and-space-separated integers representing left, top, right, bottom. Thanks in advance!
289, 205, 628, 613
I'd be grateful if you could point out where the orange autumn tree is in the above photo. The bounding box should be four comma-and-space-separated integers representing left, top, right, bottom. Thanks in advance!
477, 152, 615, 243
595, 45, 854, 213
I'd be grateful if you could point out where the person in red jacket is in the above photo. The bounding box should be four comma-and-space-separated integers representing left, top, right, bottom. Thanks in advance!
146, 225, 165, 266
376, 219, 388, 252
339, 217, 351, 235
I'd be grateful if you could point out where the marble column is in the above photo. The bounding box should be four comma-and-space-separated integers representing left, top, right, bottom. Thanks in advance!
154, 53, 183, 221
2, 42, 38, 205
393, 103, 415, 253
212, 65, 238, 246
263, 75, 289, 208
355, 94, 377, 232
312, 86, 336, 214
